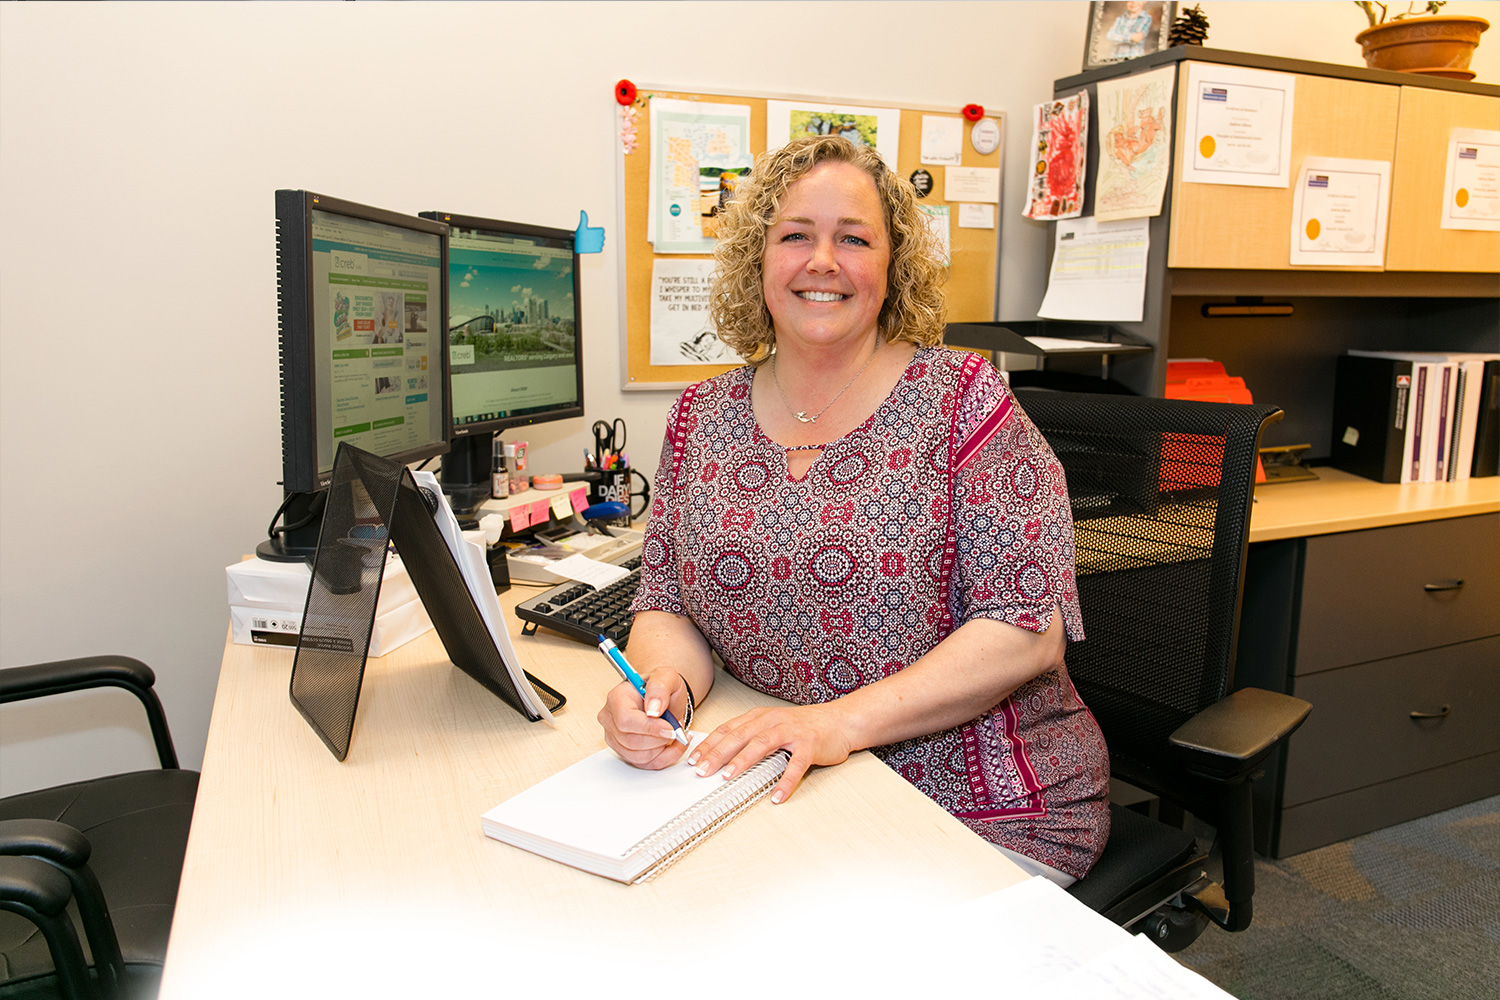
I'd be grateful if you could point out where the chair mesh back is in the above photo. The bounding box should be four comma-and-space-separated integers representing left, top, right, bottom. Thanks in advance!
1015, 390, 1282, 788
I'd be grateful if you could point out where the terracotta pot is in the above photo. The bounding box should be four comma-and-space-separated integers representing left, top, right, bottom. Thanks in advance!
1355, 15, 1489, 79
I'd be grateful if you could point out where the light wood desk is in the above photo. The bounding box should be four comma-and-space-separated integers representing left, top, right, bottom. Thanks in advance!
1248, 467, 1500, 542
159, 589, 1028, 998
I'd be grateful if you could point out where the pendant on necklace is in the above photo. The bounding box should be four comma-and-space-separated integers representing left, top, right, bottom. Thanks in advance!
795, 412, 815, 424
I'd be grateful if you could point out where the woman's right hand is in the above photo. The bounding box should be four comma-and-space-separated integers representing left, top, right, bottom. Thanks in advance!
597, 670, 692, 770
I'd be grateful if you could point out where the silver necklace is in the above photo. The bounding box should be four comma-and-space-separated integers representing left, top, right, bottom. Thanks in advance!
771, 339, 881, 424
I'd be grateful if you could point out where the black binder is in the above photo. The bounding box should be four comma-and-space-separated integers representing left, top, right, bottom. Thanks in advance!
289, 443, 563, 761
1472, 360, 1500, 479
1329, 354, 1414, 484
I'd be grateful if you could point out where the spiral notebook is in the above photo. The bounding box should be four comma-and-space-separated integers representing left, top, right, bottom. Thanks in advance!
480, 736, 789, 883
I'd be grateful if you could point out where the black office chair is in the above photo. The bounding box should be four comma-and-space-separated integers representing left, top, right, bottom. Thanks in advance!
0, 656, 199, 999
1013, 388, 1313, 952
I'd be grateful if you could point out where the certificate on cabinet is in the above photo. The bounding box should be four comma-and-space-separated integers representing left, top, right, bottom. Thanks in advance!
1182, 64, 1295, 188
1440, 128, 1500, 231
1289, 157, 1390, 267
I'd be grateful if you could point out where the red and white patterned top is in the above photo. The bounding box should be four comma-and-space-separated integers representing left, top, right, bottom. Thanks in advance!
631, 347, 1109, 878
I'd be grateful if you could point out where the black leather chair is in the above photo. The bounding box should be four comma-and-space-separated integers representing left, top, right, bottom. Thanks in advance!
1014, 388, 1313, 952
0, 656, 199, 999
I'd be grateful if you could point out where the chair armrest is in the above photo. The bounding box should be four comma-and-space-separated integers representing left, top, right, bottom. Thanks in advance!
0, 855, 97, 999
0, 654, 179, 769
1168, 687, 1312, 782
0, 819, 126, 998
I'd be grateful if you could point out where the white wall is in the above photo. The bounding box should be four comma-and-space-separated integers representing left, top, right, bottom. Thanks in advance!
3, 0, 1495, 794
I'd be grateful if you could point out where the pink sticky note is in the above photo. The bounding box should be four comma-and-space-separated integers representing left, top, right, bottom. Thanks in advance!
527, 499, 549, 527
569, 487, 589, 514
508, 506, 526, 532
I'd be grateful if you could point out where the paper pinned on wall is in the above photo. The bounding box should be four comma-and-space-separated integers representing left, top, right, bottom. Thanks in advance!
919, 205, 952, 265
1037, 216, 1149, 323
1440, 127, 1500, 231
650, 258, 735, 366
1094, 66, 1174, 222
765, 99, 902, 166
945, 166, 1002, 203
1290, 156, 1391, 267
958, 203, 995, 229
1182, 63, 1295, 189
920, 114, 964, 166
647, 97, 753, 253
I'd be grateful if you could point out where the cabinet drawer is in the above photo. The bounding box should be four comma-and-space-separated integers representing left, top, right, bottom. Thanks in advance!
1296, 514, 1499, 674
1282, 635, 1500, 806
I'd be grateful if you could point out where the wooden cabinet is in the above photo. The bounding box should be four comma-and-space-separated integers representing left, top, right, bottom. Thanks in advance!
1166, 71, 1400, 271
1387, 86, 1500, 272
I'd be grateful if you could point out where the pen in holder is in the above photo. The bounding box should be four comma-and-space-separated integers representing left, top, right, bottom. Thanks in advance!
588, 462, 650, 526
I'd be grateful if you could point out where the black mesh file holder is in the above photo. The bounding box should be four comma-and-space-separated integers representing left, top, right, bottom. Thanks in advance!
289, 443, 564, 761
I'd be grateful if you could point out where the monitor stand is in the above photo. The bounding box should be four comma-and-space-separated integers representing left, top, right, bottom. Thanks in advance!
255, 489, 325, 562
440, 432, 497, 527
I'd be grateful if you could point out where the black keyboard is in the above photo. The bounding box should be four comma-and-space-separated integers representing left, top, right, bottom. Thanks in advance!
515, 557, 642, 647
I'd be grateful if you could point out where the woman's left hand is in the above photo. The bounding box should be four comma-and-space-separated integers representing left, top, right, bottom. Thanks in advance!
686, 703, 854, 804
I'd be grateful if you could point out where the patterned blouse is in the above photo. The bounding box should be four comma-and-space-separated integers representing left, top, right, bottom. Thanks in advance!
630, 347, 1109, 879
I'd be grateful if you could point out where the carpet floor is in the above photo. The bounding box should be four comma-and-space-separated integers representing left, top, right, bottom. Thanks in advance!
1174, 795, 1500, 999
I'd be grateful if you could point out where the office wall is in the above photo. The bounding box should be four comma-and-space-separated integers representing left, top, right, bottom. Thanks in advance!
2, 1, 1495, 794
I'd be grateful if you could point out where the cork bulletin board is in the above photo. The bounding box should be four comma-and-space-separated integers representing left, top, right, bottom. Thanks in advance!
616, 86, 1006, 389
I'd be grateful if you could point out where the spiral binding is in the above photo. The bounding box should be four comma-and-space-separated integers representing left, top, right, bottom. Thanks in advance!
629, 750, 791, 883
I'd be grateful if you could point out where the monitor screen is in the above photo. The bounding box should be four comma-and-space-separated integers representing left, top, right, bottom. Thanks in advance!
421, 212, 584, 508
263, 191, 450, 560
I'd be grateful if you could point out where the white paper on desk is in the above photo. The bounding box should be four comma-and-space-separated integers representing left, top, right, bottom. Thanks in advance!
1440, 127, 1500, 231
1290, 156, 1390, 267
411, 471, 553, 722
1183, 63, 1295, 188
545, 554, 631, 589
1037, 216, 1149, 322
1027, 335, 1122, 352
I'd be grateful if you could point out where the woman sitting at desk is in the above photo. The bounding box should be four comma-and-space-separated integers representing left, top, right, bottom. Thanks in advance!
599, 135, 1108, 884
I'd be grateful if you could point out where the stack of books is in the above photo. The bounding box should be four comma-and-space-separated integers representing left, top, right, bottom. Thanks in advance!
1330, 351, 1500, 484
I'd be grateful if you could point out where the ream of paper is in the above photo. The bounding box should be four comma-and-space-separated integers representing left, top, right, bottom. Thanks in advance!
650, 258, 734, 366
945, 166, 1002, 203
920, 114, 964, 166
1440, 127, 1500, 231
958, 203, 995, 229
1037, 216, 1149, 323
1024, 92, 1087, 221
1094, 66, 1174, 222
765, 99, 901, 167
647, 97, 753, 253
1290, 157, 1391, 267
1182, 63, 1295, 188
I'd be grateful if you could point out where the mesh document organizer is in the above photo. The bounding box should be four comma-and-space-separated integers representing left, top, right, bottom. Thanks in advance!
1013, 389, 1282, 794
290, 443, 563, 760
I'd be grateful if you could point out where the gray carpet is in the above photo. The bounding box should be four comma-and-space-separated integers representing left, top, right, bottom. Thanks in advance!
1175, 795, 1500, 999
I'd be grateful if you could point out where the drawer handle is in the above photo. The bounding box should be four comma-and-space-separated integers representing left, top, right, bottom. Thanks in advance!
1423, 580, 1465, 593
1410, 705, 1451, 720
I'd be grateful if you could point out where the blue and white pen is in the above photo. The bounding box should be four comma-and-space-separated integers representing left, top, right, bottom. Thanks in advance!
597, 634, 690, 747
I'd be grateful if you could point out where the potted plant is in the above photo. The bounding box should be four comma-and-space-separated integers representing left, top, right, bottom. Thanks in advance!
1354, 2, 1489, 79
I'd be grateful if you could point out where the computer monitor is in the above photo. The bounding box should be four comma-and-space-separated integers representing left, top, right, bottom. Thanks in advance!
258, 191, 451, 561
419, 212, 584, 514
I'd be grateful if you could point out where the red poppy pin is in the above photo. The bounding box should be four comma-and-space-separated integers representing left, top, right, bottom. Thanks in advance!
962, 104, 985, 122
616, 79, 638, 106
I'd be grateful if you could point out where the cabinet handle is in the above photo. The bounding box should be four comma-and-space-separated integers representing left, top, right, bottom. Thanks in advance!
1409, 705, 1451, 720
1423, 580, 1465, 592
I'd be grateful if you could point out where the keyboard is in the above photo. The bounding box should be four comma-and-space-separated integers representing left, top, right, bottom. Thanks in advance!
515, 557, 642, 647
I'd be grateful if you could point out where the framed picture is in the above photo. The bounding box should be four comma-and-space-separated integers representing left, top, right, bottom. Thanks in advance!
1084, 1, 1177, 71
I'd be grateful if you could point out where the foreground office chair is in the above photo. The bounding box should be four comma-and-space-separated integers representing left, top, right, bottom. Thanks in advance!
1014, 389, 1312, 953
0, 656, 198, 999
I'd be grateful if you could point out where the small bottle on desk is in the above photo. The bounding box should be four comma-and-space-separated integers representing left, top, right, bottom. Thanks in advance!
492, 438, 510, 499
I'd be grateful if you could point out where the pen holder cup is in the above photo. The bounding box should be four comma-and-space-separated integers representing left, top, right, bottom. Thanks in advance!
589, 466, 651, 525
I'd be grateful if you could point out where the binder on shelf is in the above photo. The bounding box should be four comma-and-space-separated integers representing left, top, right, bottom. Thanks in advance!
1330, 354, 1414, 484
289, 442, 564, 762
1343, 351, 1500, 483
481, 741, 790, 883
1473, 359, 1500, 479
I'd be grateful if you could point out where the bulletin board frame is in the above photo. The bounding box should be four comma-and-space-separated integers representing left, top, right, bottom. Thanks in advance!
616, 85, 1006, 390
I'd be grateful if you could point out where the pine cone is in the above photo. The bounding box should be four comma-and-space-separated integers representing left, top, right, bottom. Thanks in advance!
1169, 4, 1210, 47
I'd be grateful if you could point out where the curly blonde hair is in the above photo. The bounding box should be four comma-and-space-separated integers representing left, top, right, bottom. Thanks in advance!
708, 135, 947, 364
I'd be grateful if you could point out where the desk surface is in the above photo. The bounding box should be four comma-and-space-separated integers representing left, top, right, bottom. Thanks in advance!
1248, 468, 1500, 543
160, 589, 1027, 997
